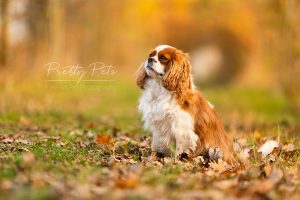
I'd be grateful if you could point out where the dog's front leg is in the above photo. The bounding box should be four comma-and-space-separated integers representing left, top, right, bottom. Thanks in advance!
175, 131, 198, 162
151, 131, 171, 161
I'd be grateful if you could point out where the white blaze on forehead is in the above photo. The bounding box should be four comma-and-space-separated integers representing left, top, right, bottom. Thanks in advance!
155, 45, 173, 53
146, 44, 174, 76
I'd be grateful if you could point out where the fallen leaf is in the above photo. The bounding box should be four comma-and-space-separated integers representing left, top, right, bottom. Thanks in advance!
22, 152, 35, 167
85, 122, 94, 129
95, 134, 113, 146
56, 141, 66, 147
15, 173, 29, 184
70, 130, 83, 136
236, 138, 248, 148
114, 174, 139, 189
181, 162, 194, 171
214, 179, 237, 190
238, 148, 250, 164
163, 157, 174, 165
253, 131, 262, 142
31, 172, 49, 187
74, 184, 92, 199
2, 138, 13, 144
18, 147, 30, 152
258, 140, 279, 157
108, 156, 119, 166
1, 180, 13, 190
251, 179, 274, 193
209, 160, 227, 173
86, 131, 94, 138
264, 163, 272, 176
282, 144, 295, 152
269, 167, 283, 184
16, 139, 33, 145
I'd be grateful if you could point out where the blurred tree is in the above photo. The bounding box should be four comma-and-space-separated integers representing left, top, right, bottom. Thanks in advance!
0, 0, 8, 66
279, 0, 300, 112
263, 0, 300, 112
26, 0, 49, 43
48, 0, 65, 61
0, 0, 298, 112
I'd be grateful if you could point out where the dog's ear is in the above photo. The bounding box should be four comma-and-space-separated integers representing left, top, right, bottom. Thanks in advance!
162, 50, 191, 95
136, 64, 148, 89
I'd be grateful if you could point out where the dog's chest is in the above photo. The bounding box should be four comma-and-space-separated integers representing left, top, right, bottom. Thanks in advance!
138, 79, 194, 134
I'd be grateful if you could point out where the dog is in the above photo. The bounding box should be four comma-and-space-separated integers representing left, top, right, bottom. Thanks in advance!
137, 45, 235, 163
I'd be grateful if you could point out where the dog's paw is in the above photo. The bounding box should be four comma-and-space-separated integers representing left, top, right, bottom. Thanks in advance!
179, 152, 189, 160
208, 147, 223, 161
176, 150, 194, 162
151, 151, 167, 163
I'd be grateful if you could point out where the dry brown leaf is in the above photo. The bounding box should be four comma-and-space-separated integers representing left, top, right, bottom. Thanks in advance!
19, 147, 30, 152
181, 162, 194, 171
1, 180, 13, 190
56, 141, 66, 147
22, 152, 36, 167
282, 144, 295, 152
236, 138, 248, 147
214, 179, 237, 190
86, 131, 94, 138
209, 160, 227, 173
31, 173, 50, 187
85, 122, 94, 129
15, 173, 29, 184
269, 167, 283, 184
252, 179, 275, 193
114, 174, 139, 189
2, 138, 13, 144
108, 156, 120, 166
16, 139, 33, 145
253, 131, 262, 142
258, 140, 279, 158
264, 163, 272, 177
95, 134, 113, 146
237, 148, 250, 164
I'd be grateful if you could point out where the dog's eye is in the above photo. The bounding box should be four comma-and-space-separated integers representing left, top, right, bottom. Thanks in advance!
159, 55, 168, 61
149, 52, 156, 57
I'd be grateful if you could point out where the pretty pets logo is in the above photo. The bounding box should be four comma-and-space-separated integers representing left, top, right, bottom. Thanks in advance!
45, 62, 117, 83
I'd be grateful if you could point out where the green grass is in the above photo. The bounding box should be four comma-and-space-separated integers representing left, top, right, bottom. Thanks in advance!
0, 78, 300, 199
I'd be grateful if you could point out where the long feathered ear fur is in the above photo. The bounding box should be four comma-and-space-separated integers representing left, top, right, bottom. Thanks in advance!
162, 50, 192, 95
136, 64, 148, 89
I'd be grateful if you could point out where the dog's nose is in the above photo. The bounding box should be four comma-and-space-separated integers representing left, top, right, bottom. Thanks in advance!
148, 57, 153, 63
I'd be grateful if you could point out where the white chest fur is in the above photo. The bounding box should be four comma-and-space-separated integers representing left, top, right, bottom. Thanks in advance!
138, 79, 198, 155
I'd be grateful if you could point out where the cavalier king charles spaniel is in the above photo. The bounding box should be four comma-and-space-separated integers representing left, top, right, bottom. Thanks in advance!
137, 45, 235, 163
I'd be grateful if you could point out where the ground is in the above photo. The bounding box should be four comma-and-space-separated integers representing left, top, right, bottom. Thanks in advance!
0, 79, 300, 199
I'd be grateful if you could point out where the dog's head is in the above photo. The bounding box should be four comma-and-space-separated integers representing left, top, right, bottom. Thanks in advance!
137, 45, 192, 93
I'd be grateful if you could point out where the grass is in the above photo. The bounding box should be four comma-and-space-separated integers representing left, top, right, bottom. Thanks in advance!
0, 77, 300, 199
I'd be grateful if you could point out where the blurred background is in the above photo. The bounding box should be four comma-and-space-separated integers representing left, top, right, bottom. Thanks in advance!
0, 0, 299, 132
